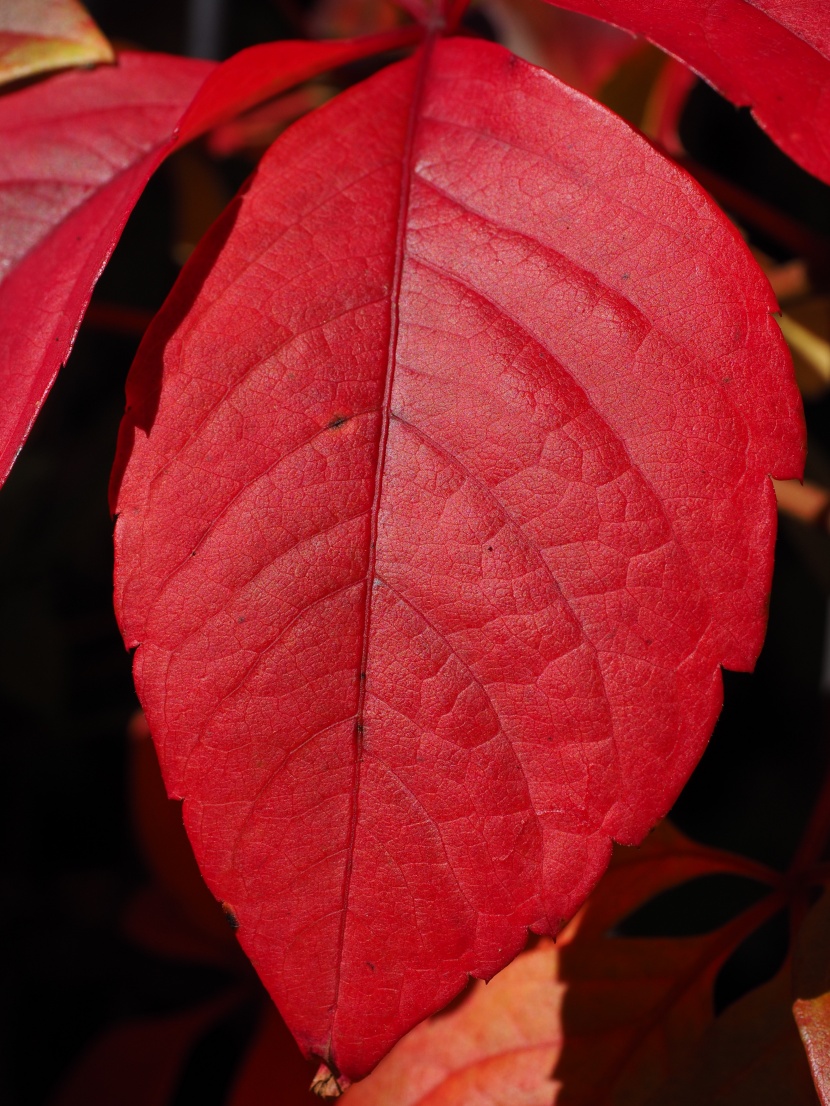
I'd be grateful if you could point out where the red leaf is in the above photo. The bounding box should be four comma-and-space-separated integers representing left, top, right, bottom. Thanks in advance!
112, 37, 804, 1080
0, 52, 213, 486
552, 822, 782, 1103
479, 0, 640, 95
544, 0, 830, 184
175, 28, 423, 145
0, 29, 421, 489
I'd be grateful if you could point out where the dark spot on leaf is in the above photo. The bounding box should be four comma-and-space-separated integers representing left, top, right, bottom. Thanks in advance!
366, 961, 375, 971
621, 272, 630, 280
221, 902, 240, 930
486, 545, 493, 552
356, 723, 364, 735
328, 415, 349, 429
237, 616, 246, 623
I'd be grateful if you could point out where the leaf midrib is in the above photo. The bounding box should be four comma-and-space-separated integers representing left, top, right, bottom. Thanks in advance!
326, 34, 438, 1063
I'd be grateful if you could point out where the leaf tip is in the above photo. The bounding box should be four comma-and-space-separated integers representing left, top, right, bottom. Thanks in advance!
311, 1063, 351, 1098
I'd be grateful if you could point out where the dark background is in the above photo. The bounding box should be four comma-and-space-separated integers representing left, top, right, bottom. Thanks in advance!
1, 2, 829, 1103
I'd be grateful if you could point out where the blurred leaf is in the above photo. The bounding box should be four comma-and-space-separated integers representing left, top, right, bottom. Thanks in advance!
0, 0, 113, 87
49, 996, 238, 1106
479, 0, 640, 94
653, 969, 818, 1105
226, 1002, 319, 1106
554, 822, 780, 1104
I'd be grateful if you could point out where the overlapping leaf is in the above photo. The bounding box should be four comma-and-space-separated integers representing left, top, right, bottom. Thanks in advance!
341, 822, 792, 1104
476, 0, 640, 94
0, 0, 113, 86
0, 28, 420, 487
654, 971, 820, 1106
112, 35, 804, 1080
552, 824, 784, 1104
545, 0, 830, 184
343, 937, 564, 1104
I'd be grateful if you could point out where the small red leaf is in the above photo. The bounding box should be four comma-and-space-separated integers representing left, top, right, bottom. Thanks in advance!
174, 28, 424, 144
544, 0, 830, 183
112, 37, 803, 1079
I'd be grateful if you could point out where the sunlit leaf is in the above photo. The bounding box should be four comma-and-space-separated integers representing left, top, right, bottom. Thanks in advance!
0, 0, 113, 87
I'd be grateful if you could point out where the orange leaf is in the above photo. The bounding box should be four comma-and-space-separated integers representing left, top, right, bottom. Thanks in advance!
343, 939, 564, 1105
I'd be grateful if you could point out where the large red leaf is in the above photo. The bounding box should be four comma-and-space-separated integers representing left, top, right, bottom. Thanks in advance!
544, 0, 830, 184
111, 36, 804, 1081
0, 28, 421, 488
